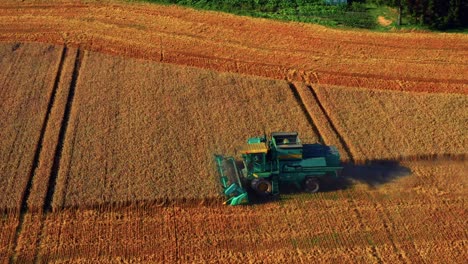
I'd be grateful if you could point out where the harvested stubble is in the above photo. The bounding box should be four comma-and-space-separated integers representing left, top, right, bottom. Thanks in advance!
11, 212, 43, 263
0, 42, 62, 213
367, 160, 467, 263
28, 161, 467, 263
0, 215, 18, 263
312, 84, 467, 163
51, 50, 319, 210
35, 207, 176, 263
0, 1, 467, 93
25, 201, 388, 262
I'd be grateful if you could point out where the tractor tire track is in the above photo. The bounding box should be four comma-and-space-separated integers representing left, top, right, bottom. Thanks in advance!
287, 82, 324, 143
288, 81, 355, 163
348, 193, 384, 264
30, 47, 83, 264
44, 47, 83, 212
9, 45, 67, 264
172, 205, 179, 264
290, 80, 384, 261
306, 84, 355, 163
370, 193, 411, 263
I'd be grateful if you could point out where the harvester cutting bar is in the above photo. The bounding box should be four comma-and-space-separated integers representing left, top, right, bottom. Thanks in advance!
214, 155, 248, 205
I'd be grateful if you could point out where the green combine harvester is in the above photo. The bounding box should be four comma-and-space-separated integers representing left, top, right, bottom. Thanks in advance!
215, 132, 342, 205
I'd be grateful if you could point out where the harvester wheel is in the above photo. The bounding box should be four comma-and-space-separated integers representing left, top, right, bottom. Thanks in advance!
251, 179, 272, 196
304, 178, 320, 193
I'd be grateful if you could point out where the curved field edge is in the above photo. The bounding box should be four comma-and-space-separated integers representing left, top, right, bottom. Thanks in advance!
0, 2, 467, 94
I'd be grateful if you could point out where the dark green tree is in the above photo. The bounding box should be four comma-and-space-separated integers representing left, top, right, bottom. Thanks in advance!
374, 0, 466, 29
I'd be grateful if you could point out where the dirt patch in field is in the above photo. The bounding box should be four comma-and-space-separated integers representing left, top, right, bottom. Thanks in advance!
378, 16, 393, 27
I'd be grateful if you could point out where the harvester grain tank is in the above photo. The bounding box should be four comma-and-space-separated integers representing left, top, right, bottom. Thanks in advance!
215, 132, 343, 205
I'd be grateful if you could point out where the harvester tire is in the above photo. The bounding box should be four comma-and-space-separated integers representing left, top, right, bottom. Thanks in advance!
304, 178, 320, 193
251, 179, 272, 196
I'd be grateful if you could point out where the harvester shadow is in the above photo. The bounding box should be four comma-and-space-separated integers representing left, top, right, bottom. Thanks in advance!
248, 160, 411, 205
340, 160, 412, 189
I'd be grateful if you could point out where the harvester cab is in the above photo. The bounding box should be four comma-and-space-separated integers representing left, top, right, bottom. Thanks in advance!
215, 132, 342, 205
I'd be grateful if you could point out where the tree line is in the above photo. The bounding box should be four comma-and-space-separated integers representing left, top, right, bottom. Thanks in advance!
150, 0, 467, 30
356, 0, 467, 29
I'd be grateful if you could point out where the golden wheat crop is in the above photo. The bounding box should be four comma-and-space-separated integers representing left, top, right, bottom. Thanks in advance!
0, 42, 62, 213
312, 84, 467, 162
1, 1, 467, 262
50, 50, 319, 210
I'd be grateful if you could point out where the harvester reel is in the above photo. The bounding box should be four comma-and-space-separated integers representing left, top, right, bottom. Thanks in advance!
304, 177, 320, 193
251, 178, 272, 196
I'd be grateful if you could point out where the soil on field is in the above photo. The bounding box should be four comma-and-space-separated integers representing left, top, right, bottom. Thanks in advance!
378, 16, 393, 27
0, 1, 467, 94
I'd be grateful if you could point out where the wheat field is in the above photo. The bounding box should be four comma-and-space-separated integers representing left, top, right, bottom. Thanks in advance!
10, 160, 463, 263
50, 50, 319, 210
312, 84, 467, 162
0, 0, 467, 262
0, 42, 63, 213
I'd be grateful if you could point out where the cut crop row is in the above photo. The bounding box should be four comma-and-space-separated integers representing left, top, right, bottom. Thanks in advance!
0, 2, 467, 94
21, 160, 467, 262
0, 215, 18, 263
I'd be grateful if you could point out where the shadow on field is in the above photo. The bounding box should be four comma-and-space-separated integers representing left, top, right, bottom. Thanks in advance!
340, 160, 412, 188
248, 160, 411, 205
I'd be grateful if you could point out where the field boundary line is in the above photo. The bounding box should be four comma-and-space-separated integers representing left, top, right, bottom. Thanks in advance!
9, 45, 67, 264
44, 47, 83, 212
